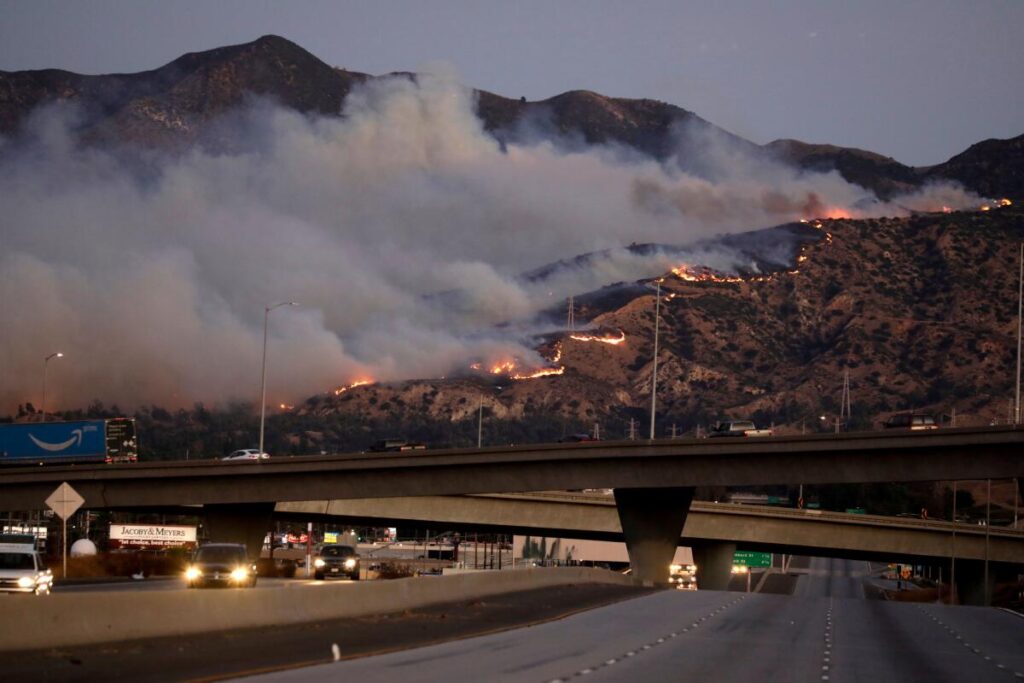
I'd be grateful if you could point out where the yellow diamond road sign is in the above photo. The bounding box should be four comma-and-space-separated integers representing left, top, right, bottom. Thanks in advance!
46, 482, 85, 520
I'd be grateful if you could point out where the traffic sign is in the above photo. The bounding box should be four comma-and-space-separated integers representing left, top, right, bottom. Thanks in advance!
46, 482, 84, 520
733, 551, 771, 568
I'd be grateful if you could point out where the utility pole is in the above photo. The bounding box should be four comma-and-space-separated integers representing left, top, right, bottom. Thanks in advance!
649, 279, 662, 440
839, 368, 851, 430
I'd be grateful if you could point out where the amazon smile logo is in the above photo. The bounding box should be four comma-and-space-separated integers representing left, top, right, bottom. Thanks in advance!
28, 425, 96, 452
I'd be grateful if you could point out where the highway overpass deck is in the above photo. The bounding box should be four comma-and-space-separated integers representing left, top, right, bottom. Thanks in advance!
276, 492, 1024, 566
1, 426, 1022, 510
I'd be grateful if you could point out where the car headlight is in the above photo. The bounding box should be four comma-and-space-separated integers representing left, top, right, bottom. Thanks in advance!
185, 567, 202, 580
231, 567, 249, 582
17, 576, 35, 588
344, 558, 357, 569
314, 558, 326, 568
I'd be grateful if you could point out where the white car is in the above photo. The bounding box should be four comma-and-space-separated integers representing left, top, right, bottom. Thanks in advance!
0, 542, 53, 595
221, 449, 270, 461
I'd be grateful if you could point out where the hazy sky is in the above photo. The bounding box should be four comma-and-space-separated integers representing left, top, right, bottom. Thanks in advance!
1, 0, 1021, 166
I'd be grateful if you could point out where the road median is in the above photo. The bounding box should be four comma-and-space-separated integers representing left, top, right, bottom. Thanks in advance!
0, 567, 637, 651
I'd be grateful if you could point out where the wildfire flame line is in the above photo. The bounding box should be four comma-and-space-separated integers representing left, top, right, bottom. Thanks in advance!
482, 359, 564, 380
569, 330, 627, 345
333, 379, 373, 396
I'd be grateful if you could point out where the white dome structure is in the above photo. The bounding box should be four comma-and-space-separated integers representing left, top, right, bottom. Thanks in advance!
69, 539, 98, 556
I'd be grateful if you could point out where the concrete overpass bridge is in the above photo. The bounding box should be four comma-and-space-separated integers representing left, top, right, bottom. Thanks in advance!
2, 427, 1022, 592
275, 492, 1024, 603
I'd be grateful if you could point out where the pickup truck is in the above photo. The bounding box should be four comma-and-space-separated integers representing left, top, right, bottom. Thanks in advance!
707, 420, 773, 438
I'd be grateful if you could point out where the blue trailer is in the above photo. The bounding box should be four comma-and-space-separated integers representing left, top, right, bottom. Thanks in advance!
0, 419, 138, 465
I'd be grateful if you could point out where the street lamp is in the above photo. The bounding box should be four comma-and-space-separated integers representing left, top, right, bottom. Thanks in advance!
649, 279, 663, 440
41, 352, 64, 422
258, 302, 299, 458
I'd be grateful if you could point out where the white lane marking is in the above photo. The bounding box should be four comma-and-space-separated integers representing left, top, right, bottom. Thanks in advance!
919, 606, 1015, 677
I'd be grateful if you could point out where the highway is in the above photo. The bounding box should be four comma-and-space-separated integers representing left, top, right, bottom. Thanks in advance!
241, 565, 1024, 683
50, 576, 356, 593
793, 557, 869, 600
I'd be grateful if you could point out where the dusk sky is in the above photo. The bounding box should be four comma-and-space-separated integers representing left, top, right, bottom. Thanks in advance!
1, 0, 1021, 166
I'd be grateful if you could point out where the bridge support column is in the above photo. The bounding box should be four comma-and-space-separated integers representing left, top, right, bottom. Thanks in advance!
204, 503, 275, 560
691, 542, 737, 591
954, 560, 1015, 606
613, 487, 694, 585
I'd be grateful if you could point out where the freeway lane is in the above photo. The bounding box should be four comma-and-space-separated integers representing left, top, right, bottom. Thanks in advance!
245, 586, 1024, 682
793, 557, 868, 599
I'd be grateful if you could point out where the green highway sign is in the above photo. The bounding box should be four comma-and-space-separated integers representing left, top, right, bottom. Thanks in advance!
733, 551, 771, 568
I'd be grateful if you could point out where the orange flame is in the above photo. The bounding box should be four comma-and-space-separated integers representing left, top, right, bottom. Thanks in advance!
672, 265, 744, 283
334, 379, 373, 396
490, 361, 517, 375
488, 358, 564, 380
569, 330, 627, 345
512, 367, 565, 380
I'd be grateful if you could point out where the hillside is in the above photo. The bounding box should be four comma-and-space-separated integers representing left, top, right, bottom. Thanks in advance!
3, 34, 1023, 455
282, 203, 1024, 449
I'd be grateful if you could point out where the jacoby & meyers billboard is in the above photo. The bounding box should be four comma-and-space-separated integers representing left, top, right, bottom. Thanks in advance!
109, 524, 197, 550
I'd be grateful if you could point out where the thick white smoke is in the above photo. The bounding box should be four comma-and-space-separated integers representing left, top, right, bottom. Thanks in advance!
0, 70, 985, 412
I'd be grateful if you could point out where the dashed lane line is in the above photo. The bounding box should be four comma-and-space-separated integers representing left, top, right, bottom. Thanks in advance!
918, 606, 1023, 679
545, 596, 749, 683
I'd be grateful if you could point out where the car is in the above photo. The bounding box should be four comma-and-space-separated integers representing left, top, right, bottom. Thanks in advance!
559, 433, 600, 443
185, 543, 257, 588
312, 544, 360, 580
668, 563, 698, 591
368, 439, 426, 453
883, 414, 938, 430
707, 420, 773, 437
222, 449, 270, 461
0, 540, 52, 595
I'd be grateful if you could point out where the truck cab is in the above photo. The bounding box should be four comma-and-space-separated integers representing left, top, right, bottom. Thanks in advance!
0, 542, 53, 595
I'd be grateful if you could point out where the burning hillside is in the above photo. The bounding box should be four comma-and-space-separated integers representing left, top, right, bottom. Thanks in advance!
303, 204, 1024, 445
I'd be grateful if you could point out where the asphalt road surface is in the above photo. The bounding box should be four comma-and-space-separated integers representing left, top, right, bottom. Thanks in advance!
793, 557, 869, 600
243, 573, 1024, 682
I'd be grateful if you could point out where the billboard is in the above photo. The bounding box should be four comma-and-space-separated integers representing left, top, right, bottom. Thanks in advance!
109, 524, 197, 549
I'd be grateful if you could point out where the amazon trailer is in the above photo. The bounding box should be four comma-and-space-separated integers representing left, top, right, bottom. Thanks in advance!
0, 418, 138, 465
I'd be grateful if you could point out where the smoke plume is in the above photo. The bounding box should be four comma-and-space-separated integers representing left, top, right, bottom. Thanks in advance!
0, 70, 985, 412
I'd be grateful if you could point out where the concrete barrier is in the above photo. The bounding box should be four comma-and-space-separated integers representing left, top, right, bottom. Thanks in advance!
0, 567, 638, 652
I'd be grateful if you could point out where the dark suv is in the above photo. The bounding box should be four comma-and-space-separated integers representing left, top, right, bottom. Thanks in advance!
185, 543, 257, 588
313, 544, 361, 580
883, 414, 938, 430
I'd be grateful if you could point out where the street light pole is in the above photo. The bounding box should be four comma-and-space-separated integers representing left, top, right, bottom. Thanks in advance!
477, 393, 483, 448
258, 302, 298, 458
1016, 243, 1022, 424
41, 352, 63, 422
649, 279, 662, 440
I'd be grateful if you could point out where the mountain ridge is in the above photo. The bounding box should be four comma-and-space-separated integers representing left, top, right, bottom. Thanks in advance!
3, 34, 1020, 197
